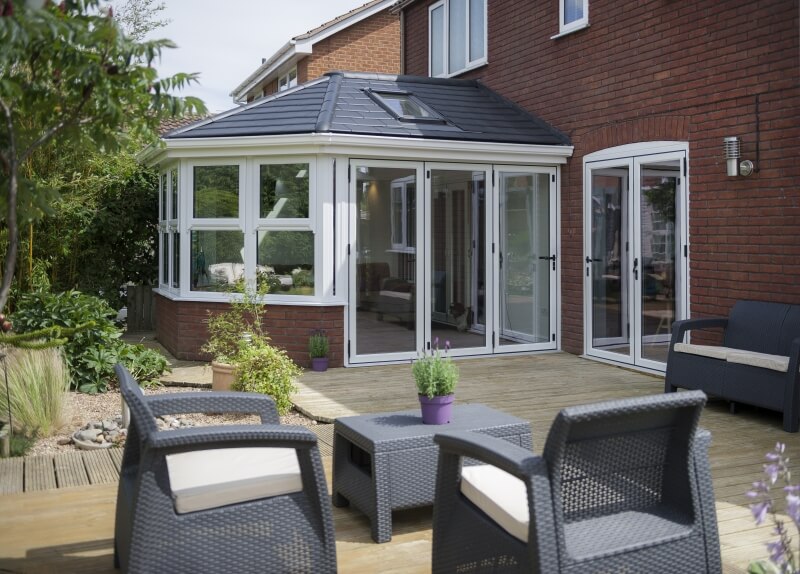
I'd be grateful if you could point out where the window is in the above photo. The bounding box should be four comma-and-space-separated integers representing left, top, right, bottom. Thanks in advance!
255, 160, 316, 297
367, 90, 444, 123
559, 0, 588, 35
429, 0, 486, 77
193, 165, 239, 218
278, 67, 297, 92
390, 176, 416, 252
191, 230, 244, 292
159, 168, 180, 290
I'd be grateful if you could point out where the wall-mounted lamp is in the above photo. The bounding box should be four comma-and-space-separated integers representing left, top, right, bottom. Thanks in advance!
723, 136, 755, 177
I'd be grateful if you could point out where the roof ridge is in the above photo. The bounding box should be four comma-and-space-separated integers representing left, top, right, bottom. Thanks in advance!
316, 73, 343, 132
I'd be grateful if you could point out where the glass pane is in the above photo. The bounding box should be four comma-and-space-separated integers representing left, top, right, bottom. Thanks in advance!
256, 230, 314, 296
171, 168, 178, 219
354, 165, 417, 356
499, 172, 551, 346
640, 162, 678, 364
430, 170, 487, 350
375, 93, 436, 119
172, 231, 180, 289
259, 163, 309, 219
190, 230, 243, 292
469, 0, 485, 62
160, 173, 167, 221
564, 0, 583, 24
590, 168, 629, 355
193, 165, 239, 218
449, 0, 467, 73
430, 5, 445, 76
161, 232, 169, 285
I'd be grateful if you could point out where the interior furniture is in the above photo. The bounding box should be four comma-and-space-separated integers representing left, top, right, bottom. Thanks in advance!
113, 364, 337, 573
432, 391, 720, 573
332, 404, 531, 543
665, 300, 800, 432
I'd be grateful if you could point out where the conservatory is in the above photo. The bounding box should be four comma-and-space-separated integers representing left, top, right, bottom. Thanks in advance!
145, 72, 573, 367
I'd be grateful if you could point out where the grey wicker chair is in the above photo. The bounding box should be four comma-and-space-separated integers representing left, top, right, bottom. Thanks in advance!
432, 391, 720, 573
113, 364, 336, 574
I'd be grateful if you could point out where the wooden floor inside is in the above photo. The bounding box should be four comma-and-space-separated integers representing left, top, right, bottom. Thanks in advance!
0, 352, 790, 573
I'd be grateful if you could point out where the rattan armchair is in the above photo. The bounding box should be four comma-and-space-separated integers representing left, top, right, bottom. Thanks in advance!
113, 364, 336, 574
432, 391, 720, 573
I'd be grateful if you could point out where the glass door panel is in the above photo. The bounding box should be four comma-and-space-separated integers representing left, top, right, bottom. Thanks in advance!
352, 163, 420, 360
637, 161, 680, 365
497, 171, 555, 349
589, 167, 630, 358
428, 168, 489, 353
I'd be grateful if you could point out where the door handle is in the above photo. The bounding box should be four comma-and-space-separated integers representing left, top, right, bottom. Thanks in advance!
633, 257, 639, 280
585, 256, 601, 264
539, 255, 557, 270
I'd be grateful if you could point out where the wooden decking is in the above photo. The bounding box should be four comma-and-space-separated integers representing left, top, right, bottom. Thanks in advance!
0, 352, 790, 573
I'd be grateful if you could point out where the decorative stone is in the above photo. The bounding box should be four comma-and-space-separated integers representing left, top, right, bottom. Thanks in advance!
57, 437, 73, 446
95, 434, 106, 443
102, 420, 118, 432
77, 429, 103, 442
108, 430, 120, 440
91, 421, 104, 429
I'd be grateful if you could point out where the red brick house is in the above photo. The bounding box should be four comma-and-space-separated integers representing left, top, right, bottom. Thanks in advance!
231, 0, 400, 104
150, 0, 799, 377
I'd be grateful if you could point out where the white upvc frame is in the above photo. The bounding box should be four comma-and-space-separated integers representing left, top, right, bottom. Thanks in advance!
428, 0, 488, 78
492, 165, 559, 354
158, 163, 180, 292
558, 0, 589, 37
583, 142, 690, 374
277, 67, 298, 92
249, 156, 319, 302
424, 162, 493, 358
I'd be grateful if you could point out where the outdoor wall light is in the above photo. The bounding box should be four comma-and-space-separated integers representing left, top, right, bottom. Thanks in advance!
723, 136, 755, 177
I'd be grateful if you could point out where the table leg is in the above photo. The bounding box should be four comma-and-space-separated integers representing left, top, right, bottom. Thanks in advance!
372, 452, 393, 543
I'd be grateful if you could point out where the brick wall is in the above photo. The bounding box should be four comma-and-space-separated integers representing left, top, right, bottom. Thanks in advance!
155, 294, 345, 368
403, 0, 800, 354
259, 9, 400, 98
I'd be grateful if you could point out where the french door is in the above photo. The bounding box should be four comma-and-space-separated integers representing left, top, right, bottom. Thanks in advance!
584, 150, 688, 371
349, 160, 557, 364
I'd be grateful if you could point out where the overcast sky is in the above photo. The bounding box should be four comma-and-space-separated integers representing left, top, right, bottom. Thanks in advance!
149, 0, 374, 113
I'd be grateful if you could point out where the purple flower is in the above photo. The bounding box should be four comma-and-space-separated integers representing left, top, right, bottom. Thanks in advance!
434, 336, 439, 349
787, 493, 800, 527
765, 464, 780, 485
750, 501, 771, 525
766, 540, 786, 565
445, 340, 451, 351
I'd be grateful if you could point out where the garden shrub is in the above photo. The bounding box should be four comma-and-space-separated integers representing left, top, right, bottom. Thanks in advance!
11, 290, 169, 393
232, 339, 301, 415
0, 347, 70, 437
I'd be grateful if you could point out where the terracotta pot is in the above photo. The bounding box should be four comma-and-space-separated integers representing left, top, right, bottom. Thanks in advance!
211, 361, 236, 391
418, 393, 454, 425
310, 357, 329, 372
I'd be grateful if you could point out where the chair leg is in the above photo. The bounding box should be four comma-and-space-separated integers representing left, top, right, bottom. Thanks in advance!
729, 402, 737, 415
113, 539, 120, 569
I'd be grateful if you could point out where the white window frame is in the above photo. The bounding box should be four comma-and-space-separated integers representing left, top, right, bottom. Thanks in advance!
278, 67, 298, 92
159, 166, 181, 292
428, 0, 487, 78
389, 175, 416, 252
557, 0, 589, 37
250, 157, 318, 301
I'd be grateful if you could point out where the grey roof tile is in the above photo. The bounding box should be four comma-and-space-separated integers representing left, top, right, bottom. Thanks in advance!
166, 72, 570, 146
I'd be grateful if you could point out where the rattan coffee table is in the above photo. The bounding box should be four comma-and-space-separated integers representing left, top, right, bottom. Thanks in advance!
331, 404, 532, 543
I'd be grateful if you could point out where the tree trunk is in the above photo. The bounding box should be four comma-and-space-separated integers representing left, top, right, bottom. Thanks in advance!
0, 163, 19, 313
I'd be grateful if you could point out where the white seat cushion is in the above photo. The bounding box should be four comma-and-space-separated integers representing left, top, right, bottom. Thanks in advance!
673, 343, 733, 361
461, 464, 529, 543
166, 447, 302, 514
727, 350, 791, 373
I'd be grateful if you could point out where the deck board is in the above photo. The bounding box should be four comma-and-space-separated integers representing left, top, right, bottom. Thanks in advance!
0, 457, 23, 494
108, 448, 123, 472
82, 450, 119, 485
53, 452, 90, 488
23, 455, 57, 492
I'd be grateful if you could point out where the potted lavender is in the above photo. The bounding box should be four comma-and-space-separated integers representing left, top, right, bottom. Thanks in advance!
412, 338, 458, 424
308, 330, 329, 372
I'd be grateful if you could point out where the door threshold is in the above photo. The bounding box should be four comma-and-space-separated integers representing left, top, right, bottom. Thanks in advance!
580, 354, 665, 378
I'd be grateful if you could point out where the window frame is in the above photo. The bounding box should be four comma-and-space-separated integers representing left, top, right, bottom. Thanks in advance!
365, 89, 445, 123
428, 0, 487, 78
389, 175, 416, 253
278, 67, 298, 92
558, 0, 589, 36
159, 165, 181, 292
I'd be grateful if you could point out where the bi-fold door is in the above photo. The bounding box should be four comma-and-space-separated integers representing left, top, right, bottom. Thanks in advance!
348, 160, 557, 364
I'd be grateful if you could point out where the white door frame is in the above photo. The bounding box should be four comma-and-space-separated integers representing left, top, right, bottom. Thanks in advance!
583, 142, 689, 371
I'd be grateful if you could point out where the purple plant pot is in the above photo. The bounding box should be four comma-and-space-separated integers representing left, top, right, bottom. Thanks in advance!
418, 393, 454, 425
310, 357, 329, 372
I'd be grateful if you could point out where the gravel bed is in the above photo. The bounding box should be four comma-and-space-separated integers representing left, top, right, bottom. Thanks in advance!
27, 386, 319, 457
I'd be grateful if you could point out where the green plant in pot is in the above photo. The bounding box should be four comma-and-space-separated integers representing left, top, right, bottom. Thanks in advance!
308, 330, 329, 372
412, 338, 458, 424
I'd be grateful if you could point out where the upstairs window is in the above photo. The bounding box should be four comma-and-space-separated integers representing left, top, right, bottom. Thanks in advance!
429, 0, 486, 77
559, 0, 588, 35
278, 67, 298, 92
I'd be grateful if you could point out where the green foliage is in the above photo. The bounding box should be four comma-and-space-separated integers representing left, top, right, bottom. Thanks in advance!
308, 330, 329, 359
202, 283, 270, 364
9, 434, 35, 457
412, 339, 459, 398
10, 290, 169, 392
0, 0, 206, 313
232, 339, 300, 415
117, 343, 167, 388
0, 347, 70, 437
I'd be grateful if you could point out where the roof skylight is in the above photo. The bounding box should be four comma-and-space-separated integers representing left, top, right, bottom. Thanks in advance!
366, 90, 445, 123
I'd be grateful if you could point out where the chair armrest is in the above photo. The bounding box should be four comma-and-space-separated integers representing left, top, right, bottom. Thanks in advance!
670, 317, 729, 347
144, 424, 316, 455
435, 431, 542, 480
145, 392, 280, 424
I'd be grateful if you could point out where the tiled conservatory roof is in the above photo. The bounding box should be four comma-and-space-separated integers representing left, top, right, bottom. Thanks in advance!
165, 72, 571, 146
